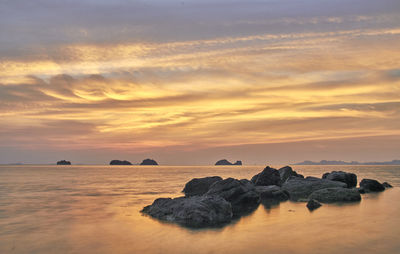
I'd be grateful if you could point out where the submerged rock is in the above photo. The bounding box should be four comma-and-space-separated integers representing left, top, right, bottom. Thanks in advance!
142, 195, 233, 227
140, 159, 158, 165
251, 166, 282, 186
183, 176, 223, 197
206, 178, 260, 215
322, 171, 357, 188
307, 199, 322, 211
279, 166, 304, 183
382, 182, 393, 188
57, 160, 71, 165
215, 159, 242, 165
308, 187, 361, 203
110, 160, 132, 165
359, 179, 385, 192
282, 177, 347, 201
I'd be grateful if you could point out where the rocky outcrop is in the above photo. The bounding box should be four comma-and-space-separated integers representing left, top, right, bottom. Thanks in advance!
141, 195, 233, 227
57, 160, 71, 165
279, 166, 304, 183
206, 178, 260, 215
140, 159, 158, 165
215, 159, 242, 165
183, 176, 222, 197
308, 187, 361, 203
110, 160, 132, 165
251, 166, 282, 186
307, 199, 322, 211
359, 179, 385, 192
282, 177, 347, 201
383, 182, 393, 188
322, 171, 357, 188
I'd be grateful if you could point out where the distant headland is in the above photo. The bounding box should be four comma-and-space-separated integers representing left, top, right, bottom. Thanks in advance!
215, 159, 242, 165
110, 160, 132, 165
295, 159, 400, 165
57, 160, 71, 165
140, 159, 158, 165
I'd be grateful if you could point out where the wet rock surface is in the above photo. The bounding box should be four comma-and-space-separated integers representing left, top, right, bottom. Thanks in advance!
282, 177, 347, 201
322, 171, 357, 188
360, 179, 385, 192
307, 199, 322, 211
308, 187, 361, 203
183, 176, 223, 197
251, 166, 282, 186
142, 195, 233, 227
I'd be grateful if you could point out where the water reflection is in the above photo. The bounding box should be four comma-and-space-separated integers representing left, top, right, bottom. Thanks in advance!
0, 165, 399, 254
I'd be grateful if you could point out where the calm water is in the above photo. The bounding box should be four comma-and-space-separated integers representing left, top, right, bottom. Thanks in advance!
0, 165, 399, 254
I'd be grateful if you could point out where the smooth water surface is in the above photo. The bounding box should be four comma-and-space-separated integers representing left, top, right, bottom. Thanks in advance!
0, 165, 399, 254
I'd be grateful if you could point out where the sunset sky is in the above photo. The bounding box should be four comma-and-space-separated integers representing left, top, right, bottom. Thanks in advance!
1, 0, 400, 164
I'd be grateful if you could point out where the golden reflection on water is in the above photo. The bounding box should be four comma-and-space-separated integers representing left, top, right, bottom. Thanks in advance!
0, 165, 400, 254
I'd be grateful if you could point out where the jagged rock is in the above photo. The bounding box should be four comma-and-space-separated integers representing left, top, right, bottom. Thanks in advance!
322, 171, 357, 188
279, 166, 304, 183
307, 199, 322, 211
215, 159, 242, 165
382, 182, 393, 188
308, 187, 361, 203
282, 176, 347, 201
206, 178, 260, 215
251, 166, 282, 186
140, 159, 158, 165
359, 179, 385, 192
110, 160, 132, 165
57, 160, 71, 165
141, 195, 233, 227
183, 176, 223, 197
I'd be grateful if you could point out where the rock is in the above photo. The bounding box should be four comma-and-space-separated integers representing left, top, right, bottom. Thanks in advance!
322, 171, 357, 188
142, 195, 233, 227
382, 182, 393, 188
206, 178, 260, 215
260, 190, 289, 202
357, 187, 366, 194
307, 199, 322, 211
233, 160, 242, 165
57, 160, 71, 165
215, 159, 242, 165
251, 166, 282, 186
110, 160, 132, 165
308, 187, 361, 203
182, 176, 223, 197
254, 185, 281, 194
140, 159, 158, 165
282, 177, 347, 201
359, 179, 385, 192
279, 166, 304, 183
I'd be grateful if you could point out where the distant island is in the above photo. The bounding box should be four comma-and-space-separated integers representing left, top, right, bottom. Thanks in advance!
140, 159, 158, 165
215, 159, 242, 165
295, 159, 400, 165
110, 160, 132, 165
57, 160, 71, 165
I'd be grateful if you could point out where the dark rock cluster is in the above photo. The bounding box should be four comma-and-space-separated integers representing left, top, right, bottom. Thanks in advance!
142, 166, 393, 228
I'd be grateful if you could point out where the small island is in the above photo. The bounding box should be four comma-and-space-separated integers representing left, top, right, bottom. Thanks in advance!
215, 159, 242, 165
140, 159, 158, 165
109, 160, 132, 165
57, 160, 71, 165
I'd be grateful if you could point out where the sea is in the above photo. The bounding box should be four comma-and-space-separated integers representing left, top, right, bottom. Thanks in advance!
0, 165, 399, 254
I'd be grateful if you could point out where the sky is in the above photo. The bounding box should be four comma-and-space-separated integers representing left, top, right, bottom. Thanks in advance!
0, 0, 400, 165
